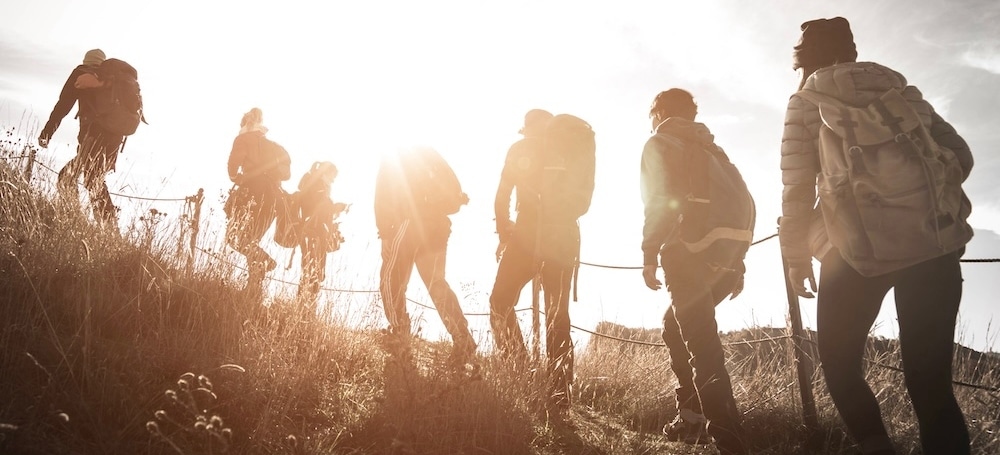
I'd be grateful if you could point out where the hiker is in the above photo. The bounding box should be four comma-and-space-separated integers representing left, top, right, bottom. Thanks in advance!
489, 111, 596, 414
293, 161, 348, 306
780, 17, 974, 455
225, 107, 291, 297
38, 49, 122, 228
640, 89, 755, 455
374, 146, 477, 368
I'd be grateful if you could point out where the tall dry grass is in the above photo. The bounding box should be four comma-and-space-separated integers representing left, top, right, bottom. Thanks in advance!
2, 138, 1000, 454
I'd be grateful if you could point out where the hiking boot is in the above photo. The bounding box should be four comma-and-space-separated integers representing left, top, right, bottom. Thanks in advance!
663, 409, 711, 445
378, 328, 412, 358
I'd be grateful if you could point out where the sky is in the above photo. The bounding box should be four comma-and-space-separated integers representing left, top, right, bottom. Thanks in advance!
2, 0, 999, 351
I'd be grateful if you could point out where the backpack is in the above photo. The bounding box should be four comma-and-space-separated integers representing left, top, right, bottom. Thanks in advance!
258, 137, 291, 183
408, 148, 468, 216
795, 88, 972, 276
677, 137, 756, 263
92, 58, 145, 136
541, 114, 596, 223
273, 190, 303, 248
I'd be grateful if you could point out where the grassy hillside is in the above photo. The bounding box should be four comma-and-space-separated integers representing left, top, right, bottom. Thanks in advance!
2, 150, 1000, 454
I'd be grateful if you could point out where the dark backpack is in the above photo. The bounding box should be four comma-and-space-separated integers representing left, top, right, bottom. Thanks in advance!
678, 137, 756, 262
408, 148, 468, 216
92, 58, 145, 136
258, 137, 292, 183
795, 88, 972, 276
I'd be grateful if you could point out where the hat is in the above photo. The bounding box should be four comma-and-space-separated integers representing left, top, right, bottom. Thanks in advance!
519, 109, 553, 135
793, 17, 857, 70
82, 49, 106, 67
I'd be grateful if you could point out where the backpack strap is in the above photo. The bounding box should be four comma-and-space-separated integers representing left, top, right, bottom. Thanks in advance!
795, 90, 870, 174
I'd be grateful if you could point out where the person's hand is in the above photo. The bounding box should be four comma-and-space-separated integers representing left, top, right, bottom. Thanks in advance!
38, 135, 49, 149
789, 265, 817, 299
495, 242, 506, 262
642, 264, 662, 291
729, 274, 745, 300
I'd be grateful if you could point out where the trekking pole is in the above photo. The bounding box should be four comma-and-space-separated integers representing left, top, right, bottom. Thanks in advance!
531, 274, 541, 363
778, 217, 820, 438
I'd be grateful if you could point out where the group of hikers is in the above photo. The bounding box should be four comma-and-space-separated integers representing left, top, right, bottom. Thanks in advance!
38, 16, 977, 455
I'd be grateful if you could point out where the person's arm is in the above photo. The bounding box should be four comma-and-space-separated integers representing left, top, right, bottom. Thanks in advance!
779, 94, 822, 297
374, 160, 399, 238
494, 144, 519, 241
39, 66, 89, 144
928, 111, 974, 181
227, 135, 246, 183
639, 136, 683, 267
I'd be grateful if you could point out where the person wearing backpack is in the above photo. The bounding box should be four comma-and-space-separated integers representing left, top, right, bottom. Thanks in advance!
641, 89, 754, 455
38, 49, 126, 229
293, 161, 348, 306
226, 107, 291, 297
374, 146, 476, 368
489, 108, 552, 366
780, 18, 975, 455
490, 111, 596, 416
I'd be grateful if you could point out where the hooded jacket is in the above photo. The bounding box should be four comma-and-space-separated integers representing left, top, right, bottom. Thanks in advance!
641, 118, 755, 267
779, 62, 974, 271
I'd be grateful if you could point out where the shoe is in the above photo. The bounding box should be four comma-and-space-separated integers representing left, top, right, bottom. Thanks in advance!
448, 338, 477, 367
663, 409, 711, 445
378, 328, 412, 357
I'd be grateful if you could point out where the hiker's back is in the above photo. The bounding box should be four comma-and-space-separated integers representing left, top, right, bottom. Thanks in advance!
232, 131, 291, 189
537, 114, 596, 263
797, 62, 973, 276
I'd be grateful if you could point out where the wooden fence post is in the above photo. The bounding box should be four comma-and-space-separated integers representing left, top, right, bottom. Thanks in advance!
778, 218, 819, 437
23, 147, 36, 183
184, 188, 204, 273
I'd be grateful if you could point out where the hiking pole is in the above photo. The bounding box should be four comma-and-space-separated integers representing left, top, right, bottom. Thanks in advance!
778, 217, 820, 440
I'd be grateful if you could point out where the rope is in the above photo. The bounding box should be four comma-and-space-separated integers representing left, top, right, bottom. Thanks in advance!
579, 230, 779, 270
31, 161, 189, 202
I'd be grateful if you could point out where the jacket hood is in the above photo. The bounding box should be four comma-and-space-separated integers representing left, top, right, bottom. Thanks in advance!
655, 117, 715, 146
804, 61, 908, 106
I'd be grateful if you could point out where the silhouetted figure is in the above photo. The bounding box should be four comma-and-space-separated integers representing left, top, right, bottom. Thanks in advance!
780, 17, 975, 455
225, 108, 290, 298
490, 109, 553, 366
38, 49, 122, 229
641, 89, 755, 455
490, 111, 596, 414
294, 161, 348, 307
374, 146, 476, 368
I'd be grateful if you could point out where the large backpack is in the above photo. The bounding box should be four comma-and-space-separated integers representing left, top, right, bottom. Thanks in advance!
408, 148, 468, 216
258, 137, 292, 183
92, 58, 145, 136
677, 137, 756, 264
541, 114, 596, 223
795, 88, 972, 276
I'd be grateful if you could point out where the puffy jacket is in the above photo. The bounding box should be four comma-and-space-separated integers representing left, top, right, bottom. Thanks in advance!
779, 61, 974, 270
